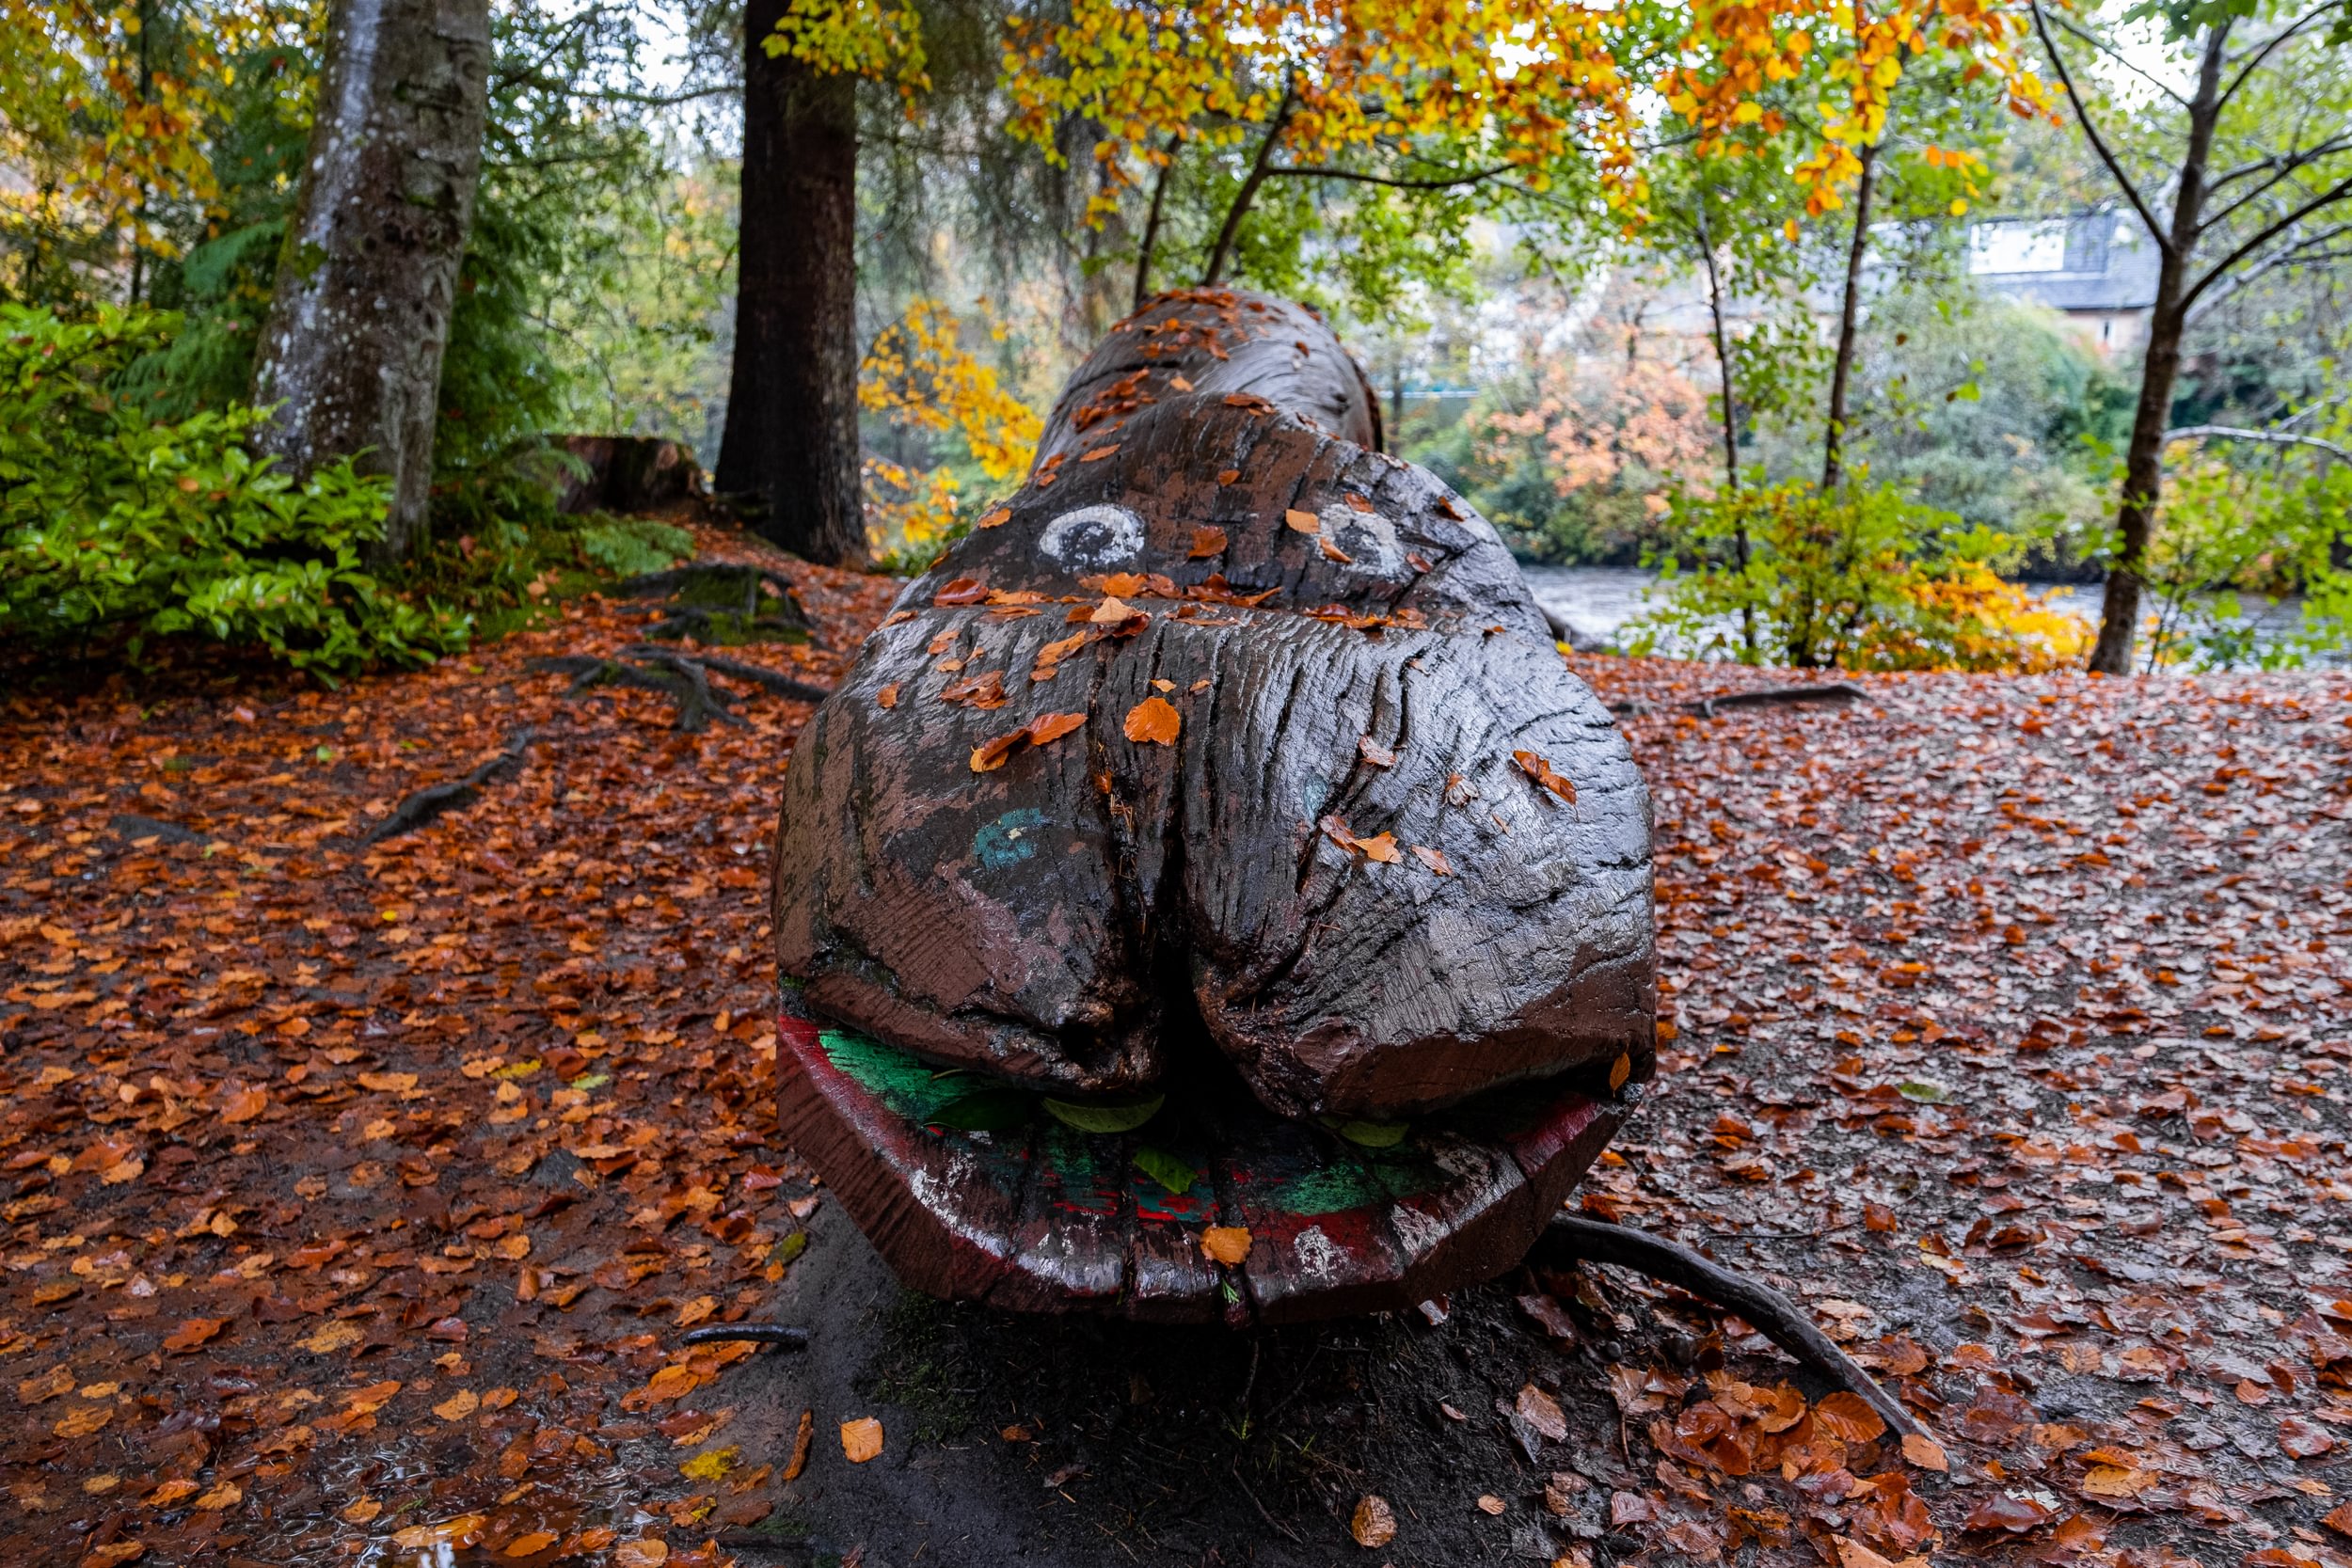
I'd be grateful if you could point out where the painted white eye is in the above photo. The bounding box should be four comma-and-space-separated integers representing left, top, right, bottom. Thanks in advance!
1037, 504, 1145, 569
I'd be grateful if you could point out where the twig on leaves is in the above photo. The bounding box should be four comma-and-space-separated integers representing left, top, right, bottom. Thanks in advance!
1533, 1214, 1929, 1444
621, 644, 834, 705
681, 1323, 811, 1351
361, 728, 534, 845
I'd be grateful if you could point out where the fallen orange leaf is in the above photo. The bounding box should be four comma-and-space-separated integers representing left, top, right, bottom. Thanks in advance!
1124, 697, 1180, 745
1025, 712, 1087, 747
1200, 1226, 1251, 1265
841, 1417, 884, 1464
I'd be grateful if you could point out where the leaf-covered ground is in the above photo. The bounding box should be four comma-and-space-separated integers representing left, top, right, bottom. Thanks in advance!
2, 527, 2348, 1568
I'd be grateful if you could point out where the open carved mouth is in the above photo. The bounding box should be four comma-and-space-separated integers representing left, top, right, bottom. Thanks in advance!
771, 289, 1658, 1323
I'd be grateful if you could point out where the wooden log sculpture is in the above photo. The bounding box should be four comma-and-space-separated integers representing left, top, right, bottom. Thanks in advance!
771, 289, 1656, 1324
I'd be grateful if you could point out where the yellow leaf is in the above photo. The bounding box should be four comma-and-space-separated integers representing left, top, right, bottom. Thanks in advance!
680, 1445, 739, 1482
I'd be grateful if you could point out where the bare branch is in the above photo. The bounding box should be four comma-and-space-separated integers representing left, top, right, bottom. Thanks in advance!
2163, 424, 2352, 462
2046, 10, 2190, 107
2217, 0, 2347, 109
495, 67, 737, 107
1265, 163, 1516, 191
2031, 2, 2174, 257
2183, 174, 2352, 312
2201, 140, 2352, 234
1201, 78, 1297, 286
2207, 134, 2352, 199
2185, 225, 2352, 321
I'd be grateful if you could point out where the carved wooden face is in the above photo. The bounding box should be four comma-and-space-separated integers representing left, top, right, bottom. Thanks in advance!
772, 289, 1655, 1121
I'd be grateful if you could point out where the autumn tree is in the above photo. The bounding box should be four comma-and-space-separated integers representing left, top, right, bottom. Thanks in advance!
1634, 140, 1822, 654
2030, 0, 2352, 673
0, 0, 292, 303
1662, 0, 2042, 490
246, 0, 493, 566
999, 0, 1646, 308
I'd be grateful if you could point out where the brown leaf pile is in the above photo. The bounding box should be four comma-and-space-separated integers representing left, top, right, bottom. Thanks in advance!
2, 542, 2349, 1567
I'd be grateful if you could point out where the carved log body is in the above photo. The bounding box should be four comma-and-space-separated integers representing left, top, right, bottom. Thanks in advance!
771, 289, 1656, 1320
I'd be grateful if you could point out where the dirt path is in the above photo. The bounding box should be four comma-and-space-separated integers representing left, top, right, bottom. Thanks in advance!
2, 531, 2348, 1568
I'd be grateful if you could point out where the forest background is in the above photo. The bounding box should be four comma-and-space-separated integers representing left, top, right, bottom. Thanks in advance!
3, 0, 2350, 681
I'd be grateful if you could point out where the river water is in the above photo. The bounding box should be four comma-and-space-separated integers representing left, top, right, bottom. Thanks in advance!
1518, 563, 2331, 668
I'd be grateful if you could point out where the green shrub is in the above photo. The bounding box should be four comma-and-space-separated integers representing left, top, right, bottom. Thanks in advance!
2140, 436, 2352, 670
0, 304, 469, 677
408, 436, 696, 640
1631, 476, 2090, 673
580, 516, 697, 577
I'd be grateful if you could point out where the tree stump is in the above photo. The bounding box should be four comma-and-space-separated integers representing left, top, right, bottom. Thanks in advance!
771, 288, 1656, 1323
557, 436, 707, 515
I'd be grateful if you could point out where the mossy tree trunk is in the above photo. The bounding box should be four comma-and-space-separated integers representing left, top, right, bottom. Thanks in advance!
251, 0, 492, 568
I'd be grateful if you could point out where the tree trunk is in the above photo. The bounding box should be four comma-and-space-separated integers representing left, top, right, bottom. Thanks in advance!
1200, 83, 1296, 286
714, 0, 866, 567
1820, 141, 1878, 493
251, 0, 491, 568
2088, 275, 2190, 674
1132, 135, 1180, 312
1693, 193, 1755, 659
2087, 24, 2226, 675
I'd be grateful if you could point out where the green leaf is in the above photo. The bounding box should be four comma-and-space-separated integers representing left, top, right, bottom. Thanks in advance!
1334, 1118, 1409, 1148
1042, 1094, 1165, 1134
776, 1231, 808, 1266
1133, 1144, 1198, 1195
1895, 1080, 1956, 1104
930, 1086, 1035, 1132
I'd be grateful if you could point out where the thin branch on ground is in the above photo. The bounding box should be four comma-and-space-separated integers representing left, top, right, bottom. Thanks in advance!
1533, 1215, 1932, 1445
361, 728, 534, 845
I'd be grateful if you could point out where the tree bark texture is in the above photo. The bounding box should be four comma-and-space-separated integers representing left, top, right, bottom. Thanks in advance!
251, 0, 491, 567
2087, 27, 2227, 675
714, 0, 866, 568
1820, 141, 1877, 493
772, 289, 1654, 1120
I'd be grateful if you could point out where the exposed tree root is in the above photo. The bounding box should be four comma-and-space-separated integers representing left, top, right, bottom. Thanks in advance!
620, 644, 834, 705
362, 728, 535, 845
681, 1323, 809, 1351
619, 563, 801, 603
532, 654, 744, 733
109, 813, 210, 847
1609, 683, 1867, 721
1533, 1214, 1931, 1445
619, 563, 817, 645
1539, 604, 1598, 651
1687, 683, 1867, 719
